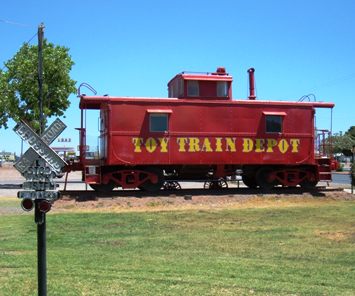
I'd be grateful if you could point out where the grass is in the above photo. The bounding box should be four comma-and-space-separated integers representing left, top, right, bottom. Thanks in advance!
0, 199, 354, 295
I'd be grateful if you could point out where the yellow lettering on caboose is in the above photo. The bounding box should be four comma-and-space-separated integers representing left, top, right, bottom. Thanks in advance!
132, 137, 300, 154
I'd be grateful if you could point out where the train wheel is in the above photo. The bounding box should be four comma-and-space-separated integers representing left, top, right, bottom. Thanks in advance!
204, 178, 228, 190
139, 168, 164, 192
163, 181, 181, 191
89, 182, 115, 193
242, 174, 257, 188
256, 168, 275, 190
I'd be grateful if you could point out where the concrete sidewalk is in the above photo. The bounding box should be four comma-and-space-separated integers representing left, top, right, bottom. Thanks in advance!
344, 188, 354, 194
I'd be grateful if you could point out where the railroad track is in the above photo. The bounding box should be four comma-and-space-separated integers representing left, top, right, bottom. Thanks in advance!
59, 186, 345, 201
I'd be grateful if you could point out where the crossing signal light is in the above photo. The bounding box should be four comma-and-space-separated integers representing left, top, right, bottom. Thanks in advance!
21, 199, 34, 211
38, 200, 52, 213
20, 199, 52, 213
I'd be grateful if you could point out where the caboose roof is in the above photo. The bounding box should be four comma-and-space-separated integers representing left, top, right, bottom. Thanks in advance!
79, 95, 334, 110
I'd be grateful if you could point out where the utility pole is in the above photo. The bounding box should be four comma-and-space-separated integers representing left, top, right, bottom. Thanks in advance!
37, 22, 47, 296
38, 23, 45, 135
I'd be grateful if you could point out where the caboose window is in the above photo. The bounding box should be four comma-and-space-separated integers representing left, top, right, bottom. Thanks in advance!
169, 78, 184, 98
150, 114, 169, 132
187, 80, 199, 97
178, 78, 184, 97
217, 81, 228, 97
266, 115, 283, 133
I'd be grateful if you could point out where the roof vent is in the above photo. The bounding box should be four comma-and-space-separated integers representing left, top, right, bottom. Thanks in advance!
215, 67, 227, 75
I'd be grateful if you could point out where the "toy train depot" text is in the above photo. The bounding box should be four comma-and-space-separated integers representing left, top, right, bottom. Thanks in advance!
132, 137, 300, 154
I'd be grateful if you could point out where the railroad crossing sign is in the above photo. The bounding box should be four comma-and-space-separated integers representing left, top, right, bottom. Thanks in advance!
14, 118, 67, 175
13, 119, 67, 201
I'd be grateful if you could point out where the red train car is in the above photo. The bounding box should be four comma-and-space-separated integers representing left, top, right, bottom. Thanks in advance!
72, 68, 334, 191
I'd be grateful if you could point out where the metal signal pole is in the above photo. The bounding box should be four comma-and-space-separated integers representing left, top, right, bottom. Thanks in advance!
35, 202, 46, 296
37, 22, 47, 296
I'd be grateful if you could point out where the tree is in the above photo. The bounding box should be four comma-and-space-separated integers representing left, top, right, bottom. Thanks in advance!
345, 126, 355, 139
0, 69, 11, 128
331, 126, 355, 156
0, 39, 76, 132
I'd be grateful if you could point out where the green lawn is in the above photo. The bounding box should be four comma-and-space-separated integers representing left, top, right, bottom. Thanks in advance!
0, 200, 354, 295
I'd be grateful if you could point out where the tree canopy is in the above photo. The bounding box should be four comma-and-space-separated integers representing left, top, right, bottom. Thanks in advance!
332, 126, 355, 156
0, 39, 76, 132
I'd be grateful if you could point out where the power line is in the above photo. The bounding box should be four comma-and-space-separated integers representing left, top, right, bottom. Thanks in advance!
312, 73, 355, 92
26, 32, 38, 44
1, 32, 38, 72
0, 18, 31, 27
0, 18, 37, 71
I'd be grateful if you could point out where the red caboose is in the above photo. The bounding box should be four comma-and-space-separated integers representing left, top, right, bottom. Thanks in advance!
73, 68, 334, 191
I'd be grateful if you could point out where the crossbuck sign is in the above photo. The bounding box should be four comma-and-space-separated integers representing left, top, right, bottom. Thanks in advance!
14, 119, 67, 200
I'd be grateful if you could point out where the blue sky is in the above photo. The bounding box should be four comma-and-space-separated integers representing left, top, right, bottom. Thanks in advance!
1, 0, 354, 155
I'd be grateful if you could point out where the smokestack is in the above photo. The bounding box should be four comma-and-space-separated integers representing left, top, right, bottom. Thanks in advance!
247, 68, 256, 100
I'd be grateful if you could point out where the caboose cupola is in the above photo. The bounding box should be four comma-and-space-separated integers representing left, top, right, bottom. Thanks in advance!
168, 67, 233, 100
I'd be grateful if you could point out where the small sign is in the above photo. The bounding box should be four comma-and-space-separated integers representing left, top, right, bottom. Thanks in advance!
23, 171, 56, 183
22, 181, 57, 191
58, 137, 71, 142
18, 191, 59, 200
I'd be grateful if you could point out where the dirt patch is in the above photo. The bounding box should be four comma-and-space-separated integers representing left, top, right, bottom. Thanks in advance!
0, 166, 24, 182
52, 191, 355, 214
1, 166, 353, 214
315, 230, 354, 241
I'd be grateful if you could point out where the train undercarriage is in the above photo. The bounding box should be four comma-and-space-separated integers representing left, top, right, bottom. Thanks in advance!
81, 160, 331, 193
